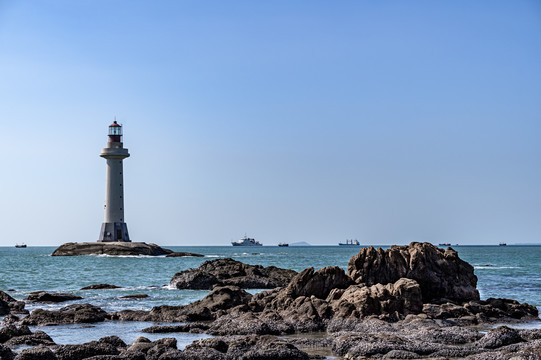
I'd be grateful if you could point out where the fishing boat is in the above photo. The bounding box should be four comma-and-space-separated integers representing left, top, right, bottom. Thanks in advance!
15, 243, 27, 248
231, 235, 262, 246
499, 242, 507, 246
338, 239, 360, 246
278, 243, 289, 247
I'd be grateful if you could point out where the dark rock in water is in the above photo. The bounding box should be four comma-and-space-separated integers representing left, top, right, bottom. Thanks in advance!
51, 242, 173, 256
166, 252, 204, 257
81, 284, 121, 290
12, 345, 57, 360
0, 291, 27, 315
120, 294, 149, 299
25, 292, 83, 303
170, 258, 297, 290
20, 304, 107, 326
181, 285, 252, 321
0, 344, 15, 360
0, 299, 9, 316
0, 324, 32, 343
347, 242, 479, 302
5, 330, 55, 346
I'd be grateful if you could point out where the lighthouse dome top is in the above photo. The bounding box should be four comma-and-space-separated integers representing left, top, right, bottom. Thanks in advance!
109, 121, 121, 127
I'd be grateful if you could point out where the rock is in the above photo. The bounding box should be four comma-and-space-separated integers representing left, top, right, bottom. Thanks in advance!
0, 291, 27, 315
81, 284, 121, 290
166, 252, 204, 257
13, 345, 57, 360
119, 295, 148, 299
477, 326, 524, 349
25, 292, 83, 303
181, 285, 252, 321
226, 335, 309, 360
20, 304, 107, 326
0, 344, 15, 360
347, 242, 480, 302
51, 242, 173, 256
170, 258, 297, 290
4, 330, 55, 346
0, 299, 9, 316
331, 278, 423, 320
54, 341, 120, 360
0, 325, 32, 343
283, 266, 354, 300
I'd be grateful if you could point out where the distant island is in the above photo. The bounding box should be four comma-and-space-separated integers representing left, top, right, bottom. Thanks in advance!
289, 241, 311, 246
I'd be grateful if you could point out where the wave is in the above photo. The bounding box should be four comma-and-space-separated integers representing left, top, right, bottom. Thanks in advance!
474, 266, 521, 270
92, 254, 165, 258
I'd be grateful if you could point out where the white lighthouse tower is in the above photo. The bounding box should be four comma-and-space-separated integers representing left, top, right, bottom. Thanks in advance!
98, 121, 131, 242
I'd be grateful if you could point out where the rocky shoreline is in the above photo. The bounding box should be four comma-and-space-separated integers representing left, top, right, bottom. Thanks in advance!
2, 242, 540, 359
51, 242, 174, 256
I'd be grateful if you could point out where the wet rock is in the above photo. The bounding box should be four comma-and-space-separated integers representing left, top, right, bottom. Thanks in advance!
477, 326, 524, 349
119, 295, 148, 299
13, 345, 57, 360
0, 344, 15, 360
347, 242, 479, 302
51, 242, 173, 256
81, 284, 121, 290
166, 252, 204, 257
170, 258, 297, 290
25, 292, 83, 303
20, 304, 107, 326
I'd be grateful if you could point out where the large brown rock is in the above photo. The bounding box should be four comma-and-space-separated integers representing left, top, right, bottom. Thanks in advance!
330, 278, 423, 320
347, 242, 479, 302
170, 258, 297, 290
283, 266, 354, 300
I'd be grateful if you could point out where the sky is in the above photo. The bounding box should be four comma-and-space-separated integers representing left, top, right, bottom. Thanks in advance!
0, 0, 540, 246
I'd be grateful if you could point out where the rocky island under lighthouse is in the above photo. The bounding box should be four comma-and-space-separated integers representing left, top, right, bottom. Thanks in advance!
52, 122, 173, 256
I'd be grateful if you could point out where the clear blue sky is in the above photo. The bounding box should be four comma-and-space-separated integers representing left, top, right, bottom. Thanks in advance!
1, 0, 540, 246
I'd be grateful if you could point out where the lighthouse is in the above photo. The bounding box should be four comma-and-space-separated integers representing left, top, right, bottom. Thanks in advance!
98, 121, 131, 242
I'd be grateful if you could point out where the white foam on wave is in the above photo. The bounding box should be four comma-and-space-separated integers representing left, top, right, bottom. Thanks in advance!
203, 255, 222, 258
474, 266, 520, 270
93, 254, 164, 258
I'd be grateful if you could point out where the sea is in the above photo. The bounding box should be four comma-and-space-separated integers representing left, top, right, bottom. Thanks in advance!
1, 245, 540, 351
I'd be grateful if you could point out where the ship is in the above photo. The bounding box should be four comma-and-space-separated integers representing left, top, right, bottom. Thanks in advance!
338, 239, 360, 246
15, 243, 27, 248
278, 243, 289, 247
439, 243, 451, 246
499, 242, 507, 246
231, 235, 262, 246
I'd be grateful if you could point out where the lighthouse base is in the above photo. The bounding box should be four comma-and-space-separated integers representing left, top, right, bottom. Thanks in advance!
98, 222, 131, 242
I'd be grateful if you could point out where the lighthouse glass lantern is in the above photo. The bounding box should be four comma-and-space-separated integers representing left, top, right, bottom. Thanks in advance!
108, 121, 122, 142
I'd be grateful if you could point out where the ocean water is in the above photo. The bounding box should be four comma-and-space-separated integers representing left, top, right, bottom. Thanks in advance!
0, 245, 540, 347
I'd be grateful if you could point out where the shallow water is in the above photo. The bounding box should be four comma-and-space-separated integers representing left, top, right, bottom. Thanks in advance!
1, 245, 540, 345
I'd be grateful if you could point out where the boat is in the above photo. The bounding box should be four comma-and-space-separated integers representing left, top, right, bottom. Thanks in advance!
231, 235, 262, 246
499, 242, 507, 246
338, 239, 360, 246
439, 243, 451, 246
15, 243, 27, 248
278, 243, 289, 247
